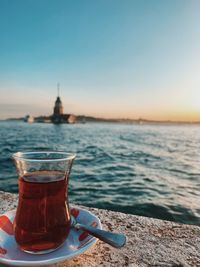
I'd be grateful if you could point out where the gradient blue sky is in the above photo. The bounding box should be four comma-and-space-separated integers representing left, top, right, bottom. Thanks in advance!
0, 0, 200, 120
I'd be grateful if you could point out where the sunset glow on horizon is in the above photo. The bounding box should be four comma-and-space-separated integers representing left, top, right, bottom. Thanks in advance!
0, 0, 200, 121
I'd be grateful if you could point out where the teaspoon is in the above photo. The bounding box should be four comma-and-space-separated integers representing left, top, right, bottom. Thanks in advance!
71, 216, 126, 248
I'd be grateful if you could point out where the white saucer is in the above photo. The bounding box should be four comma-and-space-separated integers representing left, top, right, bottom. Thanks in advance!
0, 207, 102, 266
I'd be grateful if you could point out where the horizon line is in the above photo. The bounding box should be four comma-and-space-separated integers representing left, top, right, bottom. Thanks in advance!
2, 114, 200, 124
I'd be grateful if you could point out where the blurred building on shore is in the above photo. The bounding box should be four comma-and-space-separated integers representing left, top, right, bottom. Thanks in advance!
33, 85, 76, 124
51, 93, 76, 123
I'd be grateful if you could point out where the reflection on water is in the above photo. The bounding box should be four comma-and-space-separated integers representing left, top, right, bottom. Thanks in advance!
0, 121, 200, 225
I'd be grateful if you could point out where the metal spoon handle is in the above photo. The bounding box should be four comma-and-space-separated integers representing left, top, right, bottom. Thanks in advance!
76, 223, 126, 248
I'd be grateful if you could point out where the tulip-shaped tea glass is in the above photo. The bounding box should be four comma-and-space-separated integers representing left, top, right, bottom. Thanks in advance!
12, 151, 76, 254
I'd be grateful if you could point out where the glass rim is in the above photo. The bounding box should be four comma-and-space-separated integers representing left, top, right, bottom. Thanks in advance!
12, 151, 76, 162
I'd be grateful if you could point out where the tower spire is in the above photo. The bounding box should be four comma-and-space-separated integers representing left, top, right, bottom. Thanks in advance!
57, 83, 60, 97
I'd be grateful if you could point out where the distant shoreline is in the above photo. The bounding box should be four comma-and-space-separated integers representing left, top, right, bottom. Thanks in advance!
1, 116, 200, 125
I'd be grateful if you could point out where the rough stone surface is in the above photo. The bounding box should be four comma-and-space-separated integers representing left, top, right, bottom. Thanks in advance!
0, 191, 199, 267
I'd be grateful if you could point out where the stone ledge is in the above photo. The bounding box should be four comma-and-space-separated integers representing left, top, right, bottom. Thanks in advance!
0, 191, 199, 267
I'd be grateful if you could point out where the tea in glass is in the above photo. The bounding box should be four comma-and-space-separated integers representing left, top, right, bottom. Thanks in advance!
12, 152, 75, 254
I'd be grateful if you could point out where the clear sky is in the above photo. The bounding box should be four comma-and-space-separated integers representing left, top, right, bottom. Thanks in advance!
0, 0, 200, 121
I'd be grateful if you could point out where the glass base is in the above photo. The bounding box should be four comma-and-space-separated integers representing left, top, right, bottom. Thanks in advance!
20, 242, 64, 255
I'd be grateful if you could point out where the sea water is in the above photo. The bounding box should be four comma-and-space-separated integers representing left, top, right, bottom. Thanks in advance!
0, 121, 199, 225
